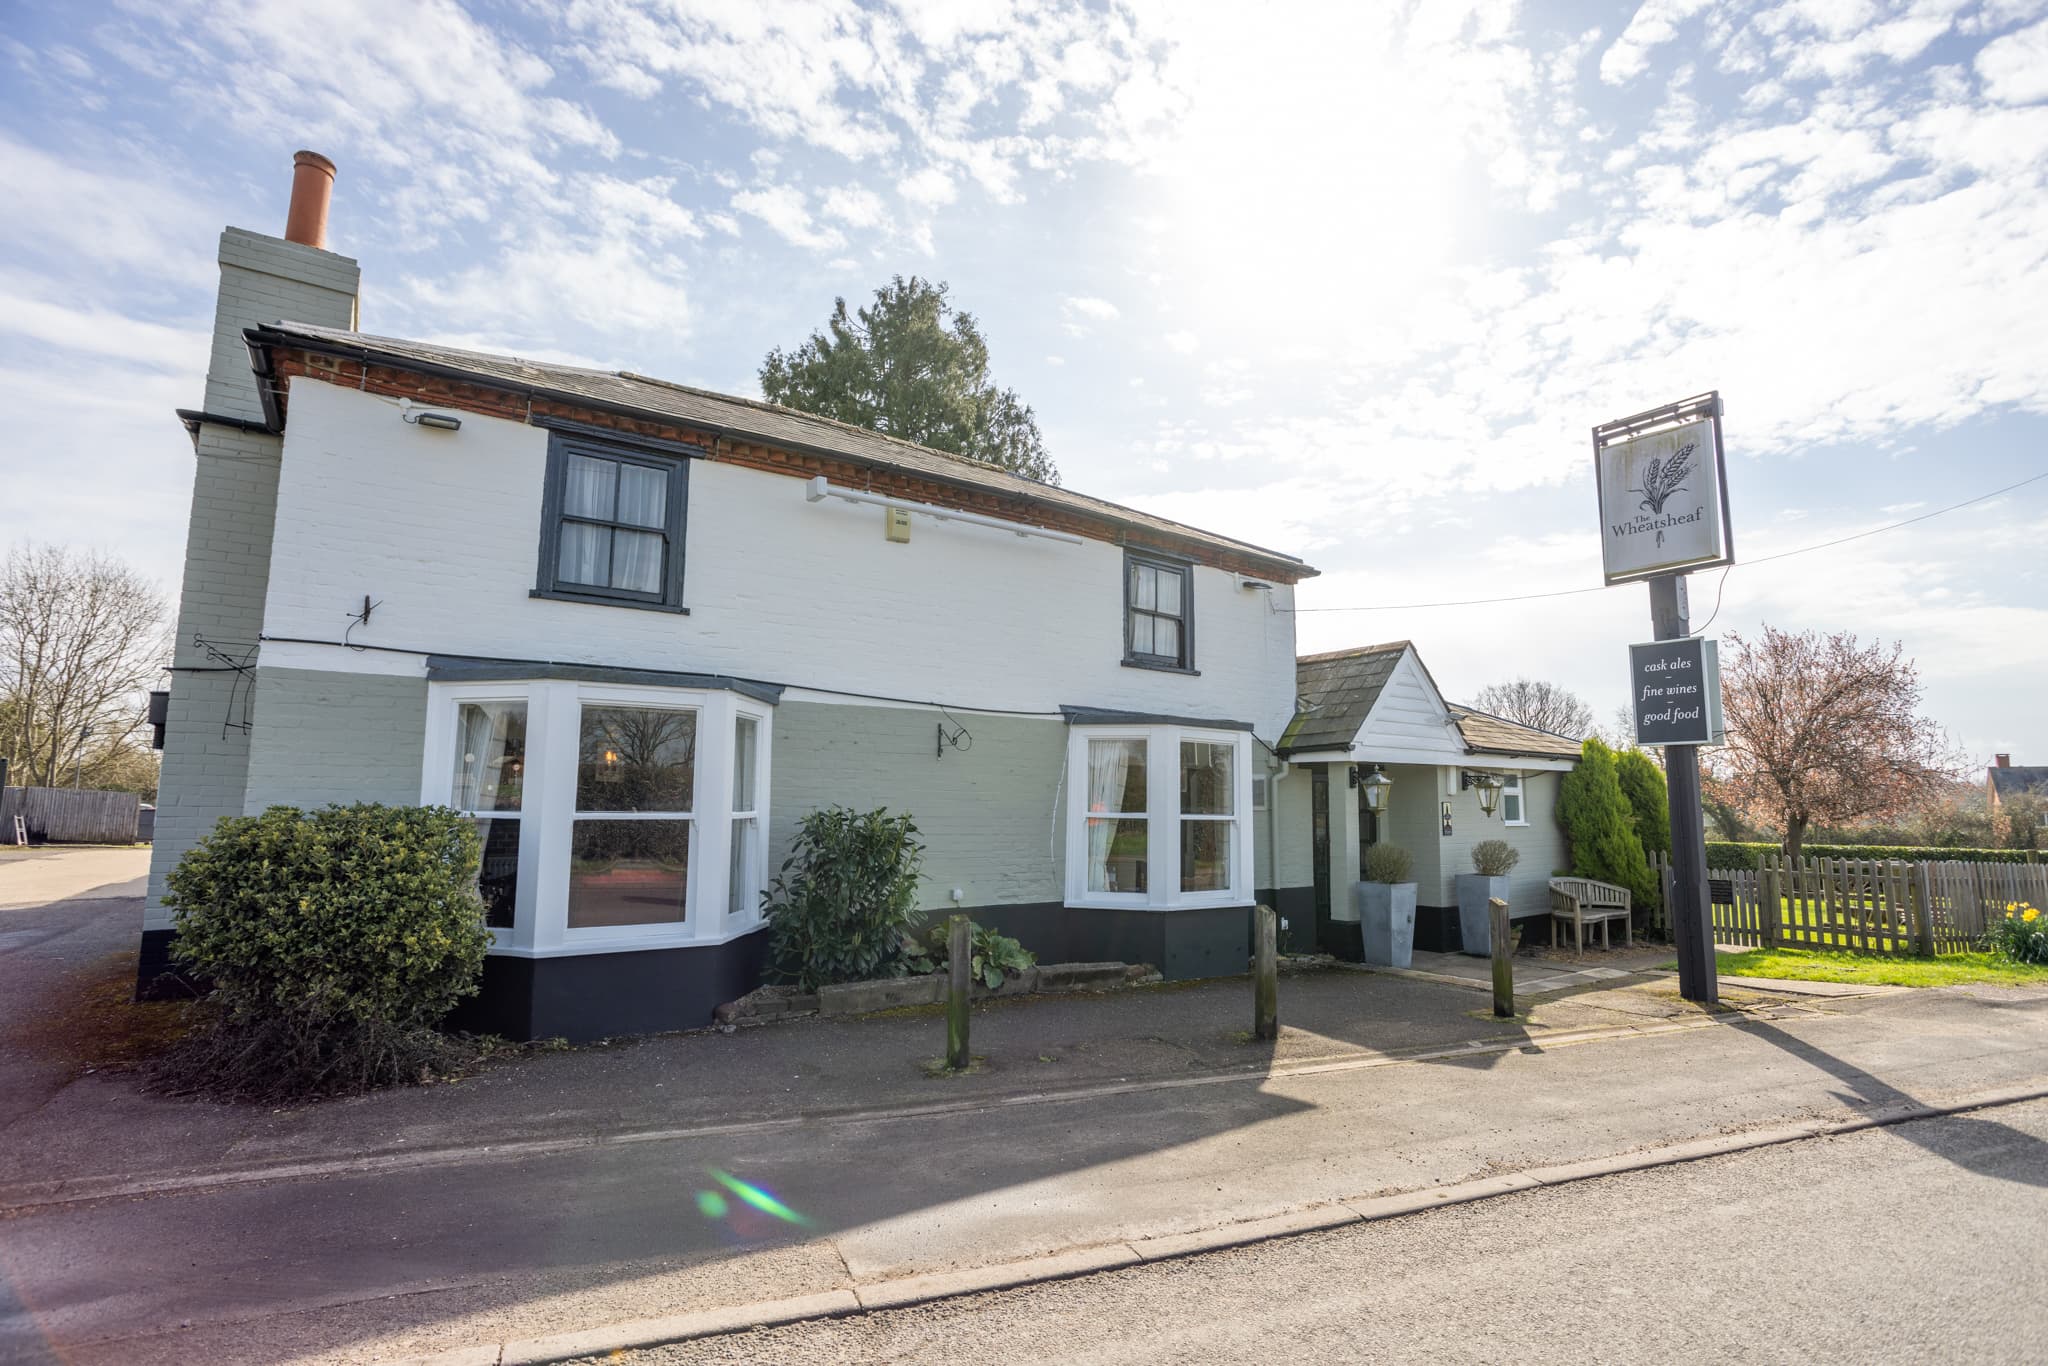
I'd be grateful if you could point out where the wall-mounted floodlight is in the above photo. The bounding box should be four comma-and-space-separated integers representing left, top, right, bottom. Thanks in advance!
398, 397, 462, 431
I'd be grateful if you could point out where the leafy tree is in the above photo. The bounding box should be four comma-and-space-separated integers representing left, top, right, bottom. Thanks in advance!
1, 543, 167, 790
1557, 737, 1658, 909
760, 276, 1059, 484
1992, 792, 2047, 852
1615, 748, 1671, 858
1710, 626, 1957, 863
1469, 677, 1594, 739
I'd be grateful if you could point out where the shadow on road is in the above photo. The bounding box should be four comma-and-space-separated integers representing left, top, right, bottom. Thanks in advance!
1738, 1017, 2048, 1189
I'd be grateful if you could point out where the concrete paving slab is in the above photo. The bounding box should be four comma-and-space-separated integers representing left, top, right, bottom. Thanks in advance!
1718, 974, 1905, 997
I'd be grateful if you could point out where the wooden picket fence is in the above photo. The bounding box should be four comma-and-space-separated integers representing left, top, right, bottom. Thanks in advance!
1649, 852, 2048, 957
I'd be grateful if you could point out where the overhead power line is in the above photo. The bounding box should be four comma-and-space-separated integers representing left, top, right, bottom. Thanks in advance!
1287, 469, 2048, 614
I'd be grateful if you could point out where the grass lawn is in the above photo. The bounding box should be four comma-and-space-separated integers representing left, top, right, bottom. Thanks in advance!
1659, 946, 2048, 989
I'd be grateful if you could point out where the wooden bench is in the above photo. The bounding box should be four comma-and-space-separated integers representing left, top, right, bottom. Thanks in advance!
1548, 877, 1633, 952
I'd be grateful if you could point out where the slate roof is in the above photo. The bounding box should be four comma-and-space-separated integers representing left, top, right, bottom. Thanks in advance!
1448, 705, 1586, 761
248, 322, 1315, 580
1990, 767, 2048, 800
1278, 641, 1586, 763
1278, 642, 1411, 753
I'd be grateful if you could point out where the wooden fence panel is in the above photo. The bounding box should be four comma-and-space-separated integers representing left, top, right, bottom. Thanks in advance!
0, 787, 141, 845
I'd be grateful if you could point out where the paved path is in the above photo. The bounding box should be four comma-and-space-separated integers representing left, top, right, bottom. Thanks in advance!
0, 848, 148, 910
624, 1097, 2048, 1364
3, 975, 2046, 1364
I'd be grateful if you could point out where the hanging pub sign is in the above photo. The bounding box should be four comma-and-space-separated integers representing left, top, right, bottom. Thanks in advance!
1628, 636, 1724, 747
1592, 392, 1735, 586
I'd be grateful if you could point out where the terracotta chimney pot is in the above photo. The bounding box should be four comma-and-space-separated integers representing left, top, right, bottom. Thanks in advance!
284, 150, 337, 249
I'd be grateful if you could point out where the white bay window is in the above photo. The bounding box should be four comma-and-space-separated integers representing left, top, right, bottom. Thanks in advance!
424, 680, 771, 955
1066, 724, 1252, 909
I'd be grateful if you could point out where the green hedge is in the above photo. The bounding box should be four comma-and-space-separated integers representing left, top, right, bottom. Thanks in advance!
1705, 841, 2043, 870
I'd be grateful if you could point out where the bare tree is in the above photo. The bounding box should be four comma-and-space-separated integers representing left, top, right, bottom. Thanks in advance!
1468, 677, 1595, 739
0, 544, 167, 790
1707, 625, 1958, 862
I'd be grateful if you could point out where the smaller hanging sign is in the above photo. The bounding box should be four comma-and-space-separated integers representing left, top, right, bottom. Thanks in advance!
1628, 637, 1724, 747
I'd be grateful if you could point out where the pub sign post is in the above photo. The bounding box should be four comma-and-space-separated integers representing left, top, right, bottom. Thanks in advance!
1593, 393, 1732, 1006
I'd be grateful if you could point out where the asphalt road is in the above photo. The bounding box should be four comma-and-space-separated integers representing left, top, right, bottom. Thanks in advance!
625, 1096, 2048, 1365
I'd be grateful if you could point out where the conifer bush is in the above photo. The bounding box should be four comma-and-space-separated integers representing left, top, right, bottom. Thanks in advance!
1615, 748, 1671, 858
156, 804, 493, 1101
1558, 739, 1659, 909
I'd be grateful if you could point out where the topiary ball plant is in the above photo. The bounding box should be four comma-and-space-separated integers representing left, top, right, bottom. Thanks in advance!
1471, 839, 1521, 877
1363, 841, 1413, 885
159, 803, 495, 1101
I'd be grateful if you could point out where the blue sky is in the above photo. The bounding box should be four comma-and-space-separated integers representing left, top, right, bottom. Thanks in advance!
3, 0, 2043, 763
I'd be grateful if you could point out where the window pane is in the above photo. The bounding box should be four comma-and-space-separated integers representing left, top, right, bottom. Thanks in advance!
1181, 819, 1231, 892
452, 702, 526, 811
611, 529, 664, 594
557, 521, 610, 587
729, 816, 758, 921
473, 817, 520, 929
1154, 618, 1181, 662
578, 706, 696, 812
617, 463, 668, 528
1181, 740, 1234, 815
1086, 738, 1147, 814
732, 714, 758, 811
1156, 566, 1182, 617
568, 820, 689, 927
1132, 563, 1156, 611
1130, 613, 1155, 656
563, 453, 618, 520
1086, 817, 1148, 893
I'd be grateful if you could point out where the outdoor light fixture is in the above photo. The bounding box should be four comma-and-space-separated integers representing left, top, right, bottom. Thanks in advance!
1359, 764, 1392, 816
1461, 770, 1504, 818
397, 397, 462, 431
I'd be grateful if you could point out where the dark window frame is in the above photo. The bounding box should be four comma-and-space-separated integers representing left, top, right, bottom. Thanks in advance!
533, 432, 692, 614
1122, 548, 1198, 675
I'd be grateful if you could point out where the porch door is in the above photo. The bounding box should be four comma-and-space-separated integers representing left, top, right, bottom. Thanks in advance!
1311, 766, 1330, 929
1358, 781, 1380, 868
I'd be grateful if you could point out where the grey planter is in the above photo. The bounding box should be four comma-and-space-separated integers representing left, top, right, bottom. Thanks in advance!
1456, 874, 1513, 956
1356, 881, 1417, 968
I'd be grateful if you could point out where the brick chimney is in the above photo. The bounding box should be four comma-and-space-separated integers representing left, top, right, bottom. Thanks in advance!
200, 150, 360, 424
1995, 753, 2011, 768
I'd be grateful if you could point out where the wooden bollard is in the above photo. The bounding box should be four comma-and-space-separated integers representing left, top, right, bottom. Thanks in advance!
946, 914, 972, 1071
1253, 904, 1278, 1041
1489, 897, 1514, 1018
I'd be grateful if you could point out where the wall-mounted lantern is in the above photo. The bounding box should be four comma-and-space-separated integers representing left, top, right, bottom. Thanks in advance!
1359, 764, 1392, 816
1461, 770, 1504, 818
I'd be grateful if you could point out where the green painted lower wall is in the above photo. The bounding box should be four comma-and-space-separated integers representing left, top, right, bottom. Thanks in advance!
243, 667, 430, 813
768, 700, 1070, 912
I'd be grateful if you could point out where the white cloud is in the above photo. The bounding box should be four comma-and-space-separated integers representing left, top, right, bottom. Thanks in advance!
1164, 329, 1199, 354
0, 133, 216, 286
822, 184, 888, 228
897, 166, 957, 207
405, 229, 692, 338
731, 185, 847, 251
1063, 295, 1120, 321
576, 174, 704, 243
1976, 17, 2048, 103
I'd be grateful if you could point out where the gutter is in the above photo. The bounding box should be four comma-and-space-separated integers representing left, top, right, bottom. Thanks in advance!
239, 325, 1314, 581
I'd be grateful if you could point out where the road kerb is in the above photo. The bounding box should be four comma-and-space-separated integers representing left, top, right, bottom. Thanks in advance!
438, 1078, 2048, 1366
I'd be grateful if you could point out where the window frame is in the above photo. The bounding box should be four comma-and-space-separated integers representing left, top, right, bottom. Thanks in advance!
422, 679, 771, 957
1064, 723, 1251, 911
1500, 772, 1527, 826
533, 432, 691, 613
1122, 548, 1197, 674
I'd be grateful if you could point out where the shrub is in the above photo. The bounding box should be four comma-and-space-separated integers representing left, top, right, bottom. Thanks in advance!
1705, 841, 2042, 870
905, 922, 1036, 988
1471, 839, 1520, 877
1558, 738, 1658, 909
765, 806, 926, 991
1615, 749, 1670, 858
157, 804, 494, 1101
1363, 842, 1412, 884
1985, 903, 2048, 964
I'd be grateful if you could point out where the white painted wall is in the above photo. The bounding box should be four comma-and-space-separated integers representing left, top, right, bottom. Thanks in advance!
259, 380, 1300, 736
1351, 650, 1468, 765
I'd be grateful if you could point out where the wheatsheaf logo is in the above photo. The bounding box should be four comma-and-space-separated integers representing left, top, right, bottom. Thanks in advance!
1616, 442, 1699, 548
